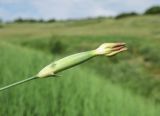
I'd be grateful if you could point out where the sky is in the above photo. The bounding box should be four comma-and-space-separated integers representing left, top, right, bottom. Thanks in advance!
0, 0, 160, 21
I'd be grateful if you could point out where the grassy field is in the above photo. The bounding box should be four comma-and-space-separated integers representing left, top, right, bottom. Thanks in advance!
0, 15, 160, 115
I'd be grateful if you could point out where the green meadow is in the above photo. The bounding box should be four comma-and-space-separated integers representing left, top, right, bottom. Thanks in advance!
0, 15, 160, 116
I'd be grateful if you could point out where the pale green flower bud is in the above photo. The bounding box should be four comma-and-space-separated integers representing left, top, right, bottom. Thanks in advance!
37, 43, 127, 78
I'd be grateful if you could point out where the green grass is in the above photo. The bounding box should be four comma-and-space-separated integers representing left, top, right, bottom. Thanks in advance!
3, 34, 160, 100
0, 42, 160, 116
0, 15, 160, 115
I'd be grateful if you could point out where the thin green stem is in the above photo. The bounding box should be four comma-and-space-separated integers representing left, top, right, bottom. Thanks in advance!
0, 76, 38, 91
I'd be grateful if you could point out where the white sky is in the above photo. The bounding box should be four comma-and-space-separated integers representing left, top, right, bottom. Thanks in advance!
0, 0, 160, 21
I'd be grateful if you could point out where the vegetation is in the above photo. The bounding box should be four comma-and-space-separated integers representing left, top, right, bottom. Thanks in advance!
14, 18, 56, 23
0, 15, 160, 115
145, 6, 160, 15
50, 40, 65, 54
115, 12, 138, 19
0, 42, 160, 116
0, 24, 3, 28
0, 19, 3, 28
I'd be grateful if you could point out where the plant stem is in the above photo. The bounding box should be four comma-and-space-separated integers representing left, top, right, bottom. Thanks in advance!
0, 76, 38, 91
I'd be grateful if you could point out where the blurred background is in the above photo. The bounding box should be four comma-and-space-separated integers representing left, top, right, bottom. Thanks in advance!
0, 0, 160, 116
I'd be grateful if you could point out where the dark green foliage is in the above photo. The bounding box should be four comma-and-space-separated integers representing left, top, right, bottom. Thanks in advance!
50, 40, 65, 54
0, 24, 3, 28
14, 18, 36, 23
145, 6, 160, 15
14, 18, 45, 23
47, 19, 56, 23
0, 19, 3, 28
14, 18, 56, 23
115, 12, 138, 19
